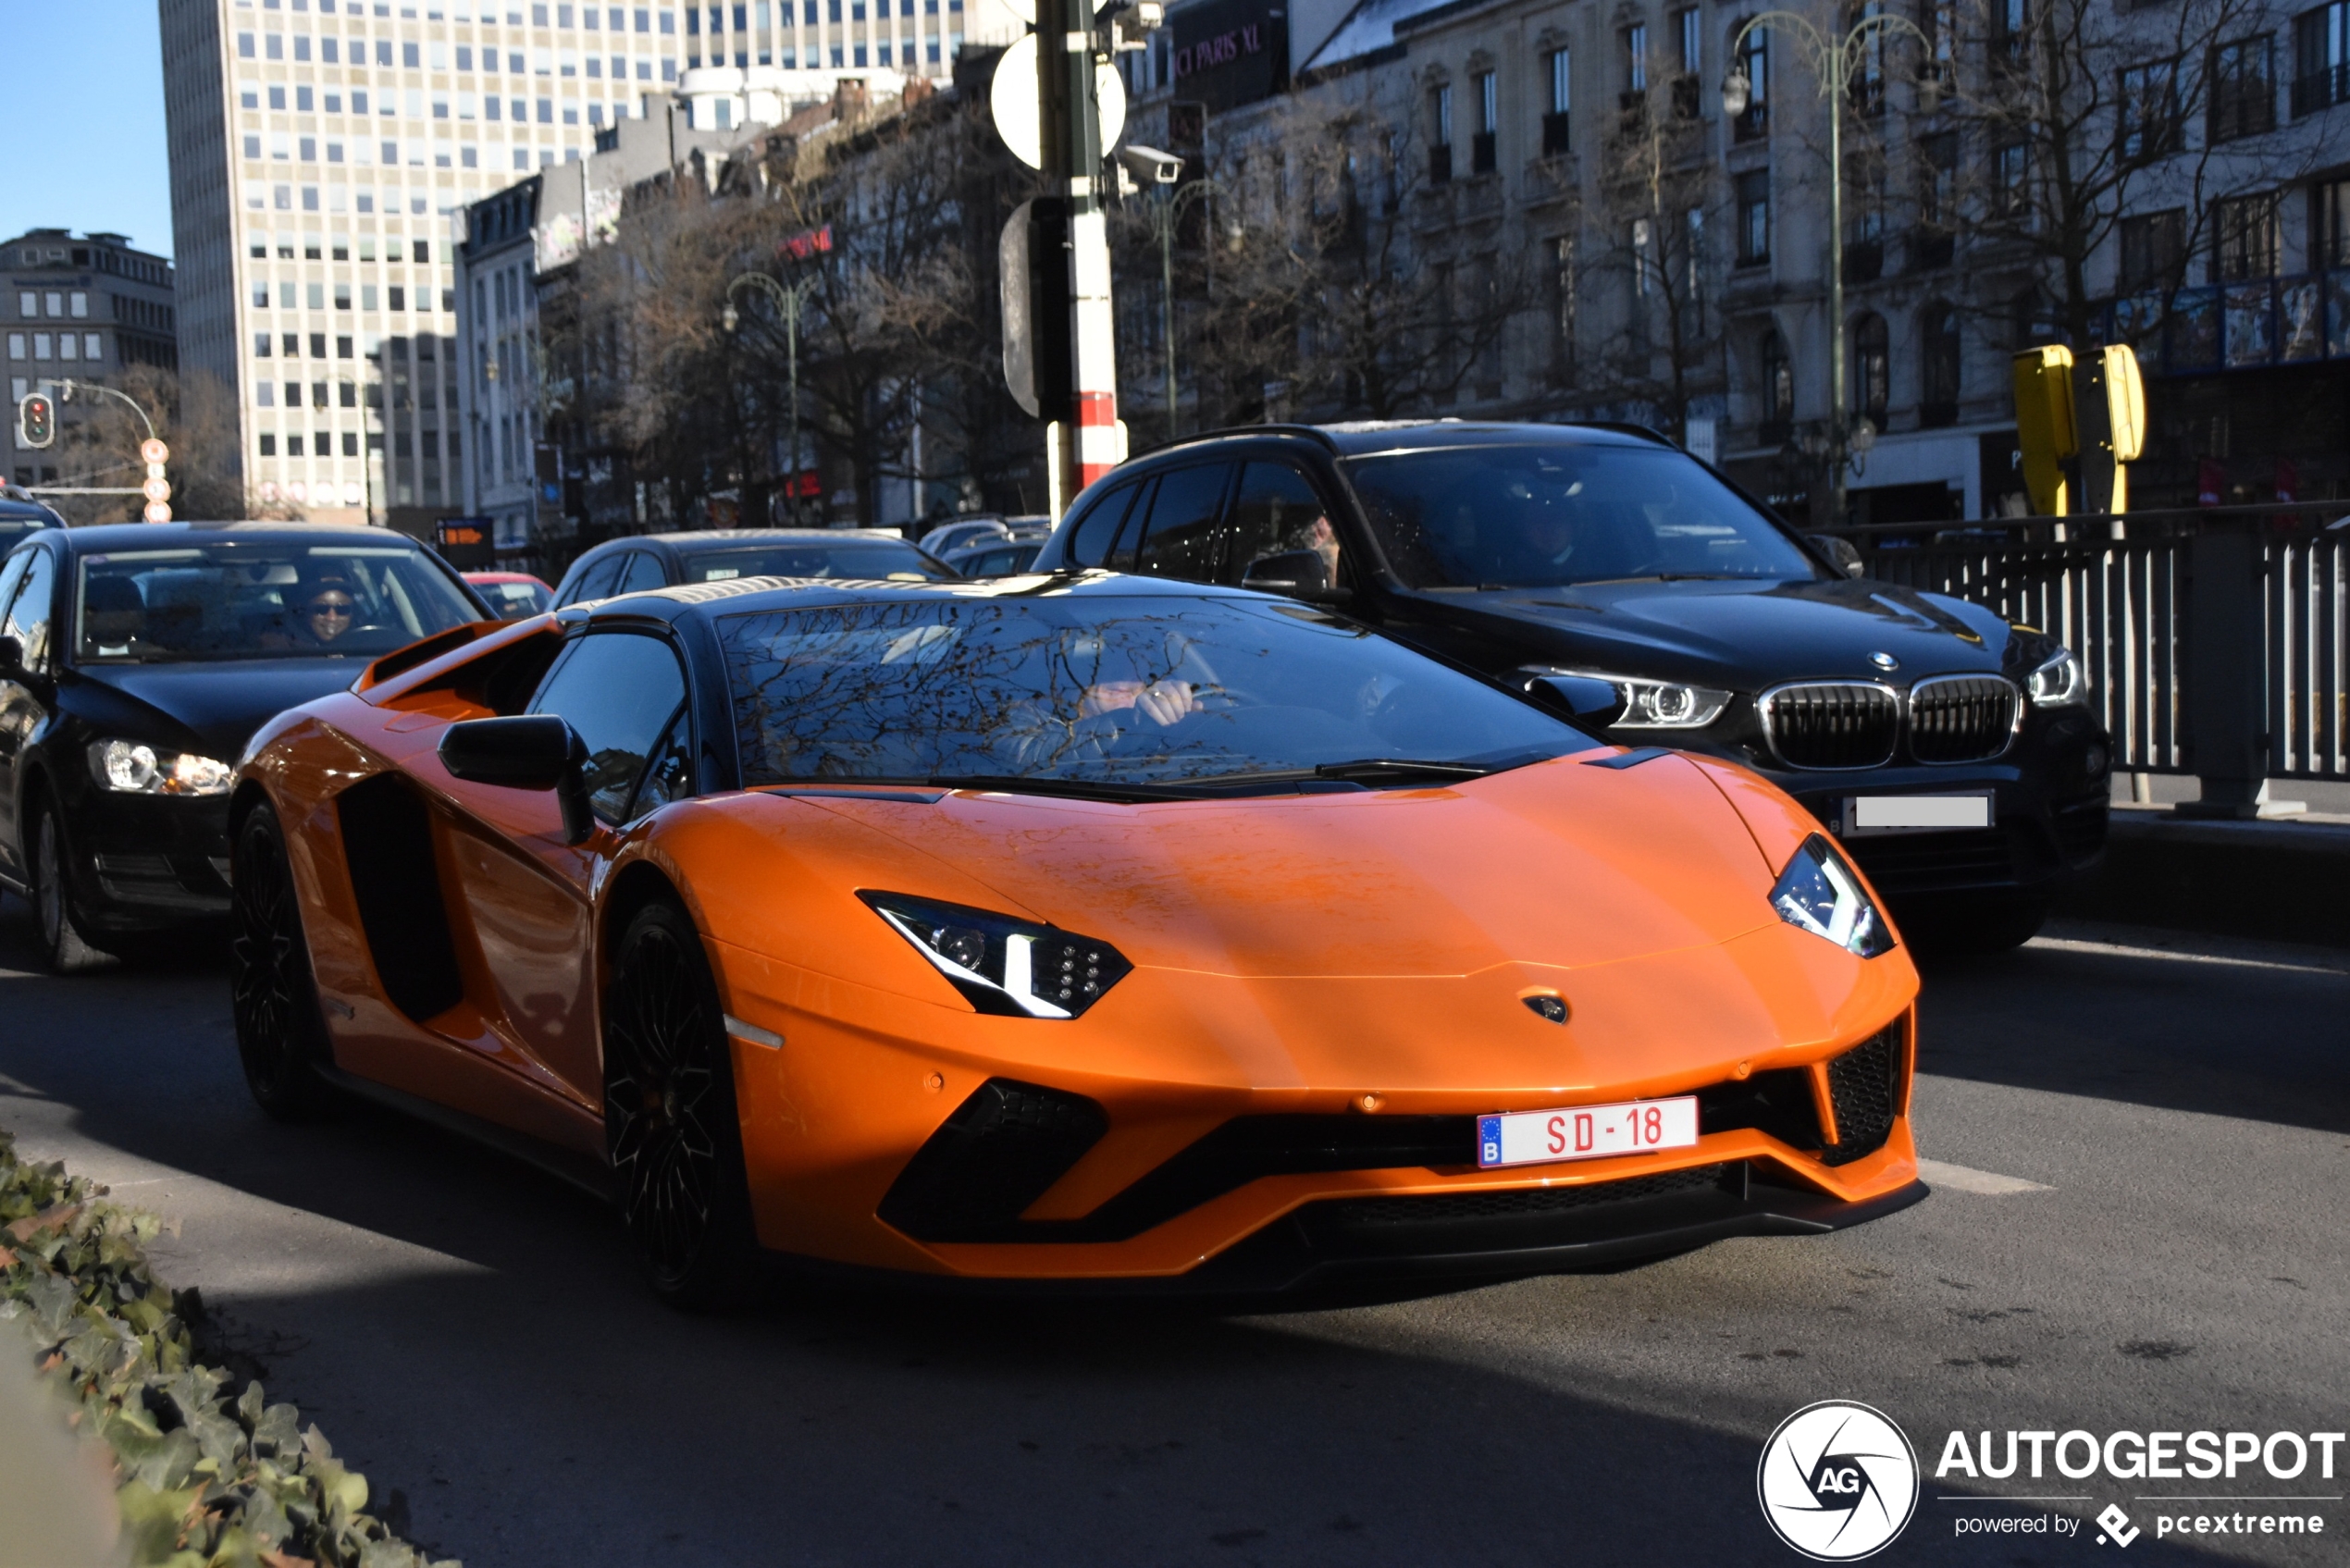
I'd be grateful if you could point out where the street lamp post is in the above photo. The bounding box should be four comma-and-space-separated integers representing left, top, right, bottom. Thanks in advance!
1148, 179, 1218, 439
1722, 8, 1923, 528
724, 270, 819, 523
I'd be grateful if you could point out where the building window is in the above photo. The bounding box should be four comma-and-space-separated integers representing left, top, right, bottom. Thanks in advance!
1549, 234, 1578, 386
2120, 207, 2186, 289
1992, 142, 2031, 221
1429, 83, 1453, 182
1736, 168, 1771, 265
1852, 314, 1889, 427
2117, 58, 2181, 158
2210, 191, 2280, 280
2295, 2, 2349, 115
1761, 329, 1792, 438
1626, 22, 1648, 91
1543, 47, 1572, 154
1921, 303, 1960, 426
1914, 130, 1957, 268
1849, 0, 1886, 116
1472, 71, 1498, 173
2318, 178, 2350, 267
2208, 36, 2276, 141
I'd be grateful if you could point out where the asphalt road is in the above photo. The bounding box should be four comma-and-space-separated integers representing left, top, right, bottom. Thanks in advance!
1, 909, 2344, 1568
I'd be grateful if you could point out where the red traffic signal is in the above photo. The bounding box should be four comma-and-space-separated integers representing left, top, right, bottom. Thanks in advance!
18, 391, 56, 450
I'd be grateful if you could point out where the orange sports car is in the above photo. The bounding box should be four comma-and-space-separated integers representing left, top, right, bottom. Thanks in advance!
228, 573, 1923, 1306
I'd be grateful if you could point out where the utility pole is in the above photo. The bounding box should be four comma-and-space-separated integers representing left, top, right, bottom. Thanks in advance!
1038, 0, 1116, 512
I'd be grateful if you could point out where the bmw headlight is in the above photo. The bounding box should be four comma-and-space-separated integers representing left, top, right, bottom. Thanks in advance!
87, 739, 235, 796
2024, 646, 2086, 707
1522, 667, 1732, 730
861, 892, 1132, 1019
1770, 835, 1894, 957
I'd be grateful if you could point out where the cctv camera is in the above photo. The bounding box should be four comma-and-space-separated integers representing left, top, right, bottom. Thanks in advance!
1116, 143, 1184, 185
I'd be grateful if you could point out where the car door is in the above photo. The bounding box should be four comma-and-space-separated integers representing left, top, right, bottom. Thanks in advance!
1120, 463, 1235, 580
0, 545, 58, 878
613, 549, 668, 595
1223, 461, 1348, 592
435, 626, 694, 1109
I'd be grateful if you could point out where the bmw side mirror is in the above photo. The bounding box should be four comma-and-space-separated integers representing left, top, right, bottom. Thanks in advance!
1241, 549, 1349, 602
1808, 533, 1866, 578
439, 715, 595, 845
0, 635, 19, 673
1526, 673, 1626, 727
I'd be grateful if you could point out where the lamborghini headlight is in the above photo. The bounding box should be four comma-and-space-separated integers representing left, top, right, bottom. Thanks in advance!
88, 739, 235, 796
1770, 835, 1894, 957
1523, 667, 1731, 729
2025, 646, 2086, 706
861, 892, 1132, 1019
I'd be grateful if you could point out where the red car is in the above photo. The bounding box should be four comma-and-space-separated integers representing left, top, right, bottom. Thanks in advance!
464, 571, 555, 620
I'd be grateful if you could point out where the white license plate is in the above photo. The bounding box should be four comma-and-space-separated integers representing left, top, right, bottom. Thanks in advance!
1842, 791, 1993, 835
1476, 1095, 1700, 1170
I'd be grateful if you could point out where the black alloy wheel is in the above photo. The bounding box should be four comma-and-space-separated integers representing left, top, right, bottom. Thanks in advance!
29, 803, 111, 974
228, 802, 338, 1119
604, 899, 753, 1309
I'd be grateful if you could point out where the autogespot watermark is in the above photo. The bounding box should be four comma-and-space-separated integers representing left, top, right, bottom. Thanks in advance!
1757, 1411, 2346, 1556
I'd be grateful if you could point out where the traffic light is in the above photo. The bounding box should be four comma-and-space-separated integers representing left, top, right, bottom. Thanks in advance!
2010, 346, 2076, 516
17, 391, 55, 450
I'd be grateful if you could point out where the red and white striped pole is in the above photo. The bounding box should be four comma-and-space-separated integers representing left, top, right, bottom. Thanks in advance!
1044, 0, 1117, 512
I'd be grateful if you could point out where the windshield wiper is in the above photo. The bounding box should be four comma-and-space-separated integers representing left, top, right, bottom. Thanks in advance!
1310, 758, 1495, 784
923, 773, 1216, 804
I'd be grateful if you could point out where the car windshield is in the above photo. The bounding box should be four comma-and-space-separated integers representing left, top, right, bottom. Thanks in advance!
1342, 443, 1820, 589
679, 542, 955, 584
718, 594, 1592, 791
76, 542, 483, 662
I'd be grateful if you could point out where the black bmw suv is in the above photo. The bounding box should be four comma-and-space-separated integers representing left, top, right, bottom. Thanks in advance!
1032, 422, 2110, 949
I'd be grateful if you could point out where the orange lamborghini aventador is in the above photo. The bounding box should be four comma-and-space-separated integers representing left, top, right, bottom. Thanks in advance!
227, 573, 1924, 1305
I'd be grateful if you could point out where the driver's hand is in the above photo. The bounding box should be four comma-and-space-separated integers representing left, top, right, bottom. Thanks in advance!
1080, 678, 1199, 726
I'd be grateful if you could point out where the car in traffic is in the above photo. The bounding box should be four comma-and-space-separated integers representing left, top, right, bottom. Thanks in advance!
0, 522, 492, 971
938, 536, 1045, 578
228, 573, 1923, 1305
465, 571, 556, 619
551, 529, 957, 607
917, 514, 1049, 558
1032, 422, 2110, 949
0, 491, 63, 545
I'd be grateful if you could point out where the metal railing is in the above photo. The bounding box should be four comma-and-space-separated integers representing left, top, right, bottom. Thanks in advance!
1843, 504, 2350, 803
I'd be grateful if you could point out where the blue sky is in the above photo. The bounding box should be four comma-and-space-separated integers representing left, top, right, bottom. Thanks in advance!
0, 1, 174, 257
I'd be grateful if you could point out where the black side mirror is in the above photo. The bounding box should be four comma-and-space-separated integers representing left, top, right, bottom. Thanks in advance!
439, 715, 594, 845
1241, 549, 1347, 600
1808, 533, 1866, 577
1525, 673, 1626, 727
0, 635, 19, 672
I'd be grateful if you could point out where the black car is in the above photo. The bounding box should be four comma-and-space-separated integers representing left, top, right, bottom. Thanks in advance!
1032, 422, 2110, 947
550, 528, 959, 607
0, 522, 491, 970
0, 492, 63, 545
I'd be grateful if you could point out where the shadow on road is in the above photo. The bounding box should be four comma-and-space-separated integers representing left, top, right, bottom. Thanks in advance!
1915, 926, 2350, 1138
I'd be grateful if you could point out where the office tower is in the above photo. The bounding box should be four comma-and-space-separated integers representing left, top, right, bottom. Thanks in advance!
159, 0, 992, 529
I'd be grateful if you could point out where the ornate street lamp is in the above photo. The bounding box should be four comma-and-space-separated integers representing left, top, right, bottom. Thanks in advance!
1724, 8, 1926, 527
724, 270, 820, 523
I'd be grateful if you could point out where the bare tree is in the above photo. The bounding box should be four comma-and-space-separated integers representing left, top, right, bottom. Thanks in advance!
46, 365, 253, 524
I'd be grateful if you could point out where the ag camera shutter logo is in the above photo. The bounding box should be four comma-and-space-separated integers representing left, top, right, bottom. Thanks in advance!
1757, 1401, 1921, 1560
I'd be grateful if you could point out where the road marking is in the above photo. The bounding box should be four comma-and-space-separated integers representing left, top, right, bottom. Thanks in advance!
1918, 1158, 2051, 1195
2028, 934, 2350, 978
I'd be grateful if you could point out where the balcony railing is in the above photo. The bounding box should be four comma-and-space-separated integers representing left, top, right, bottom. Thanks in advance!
1541, 111, 1572, 156
1842, 239, 1885, 283
1907, 227, 1954, 272
2293, 64, 2350, 116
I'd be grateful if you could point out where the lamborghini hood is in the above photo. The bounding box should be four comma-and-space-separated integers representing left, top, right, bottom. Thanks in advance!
785, 752, 1782, 978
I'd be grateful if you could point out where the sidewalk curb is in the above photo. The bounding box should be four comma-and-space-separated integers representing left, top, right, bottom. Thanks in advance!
2055, 809, 2350, 948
